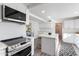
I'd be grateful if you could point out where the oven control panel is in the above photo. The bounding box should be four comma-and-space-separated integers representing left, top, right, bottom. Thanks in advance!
8, 39, 31, 52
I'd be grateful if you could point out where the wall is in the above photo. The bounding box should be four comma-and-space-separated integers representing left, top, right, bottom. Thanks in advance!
39, 21, 55, 34
0, 21, 25, 41
0, 3, 26, 41
30, 19, 40, 49
0, 4, 2, 19
62, 19, 79, 33
30, 16, 40, 49
62, 20, 75, 33
31, 20, 39, 38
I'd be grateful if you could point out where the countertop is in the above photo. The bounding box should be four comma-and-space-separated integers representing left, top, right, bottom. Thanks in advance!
39, 33, 56, 38
63, 33, 79, 47
0, 42, 7, 50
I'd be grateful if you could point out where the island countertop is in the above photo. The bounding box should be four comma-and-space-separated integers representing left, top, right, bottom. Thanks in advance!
38, 33, 56, 38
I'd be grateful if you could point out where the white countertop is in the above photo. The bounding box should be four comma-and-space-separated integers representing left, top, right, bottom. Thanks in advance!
63, 33, 79, 48
39, 33, 56, 38
0, 42, 7, 50
62, 33, 76, 44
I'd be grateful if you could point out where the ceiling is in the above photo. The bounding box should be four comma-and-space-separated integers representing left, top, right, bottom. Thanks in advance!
25, 3, 79, 22
24, 3, 42, 9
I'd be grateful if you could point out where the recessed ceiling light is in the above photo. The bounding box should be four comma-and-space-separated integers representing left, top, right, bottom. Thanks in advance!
41, 10, 46, 13
47, 16, 56, 22
48, 16, 51, 19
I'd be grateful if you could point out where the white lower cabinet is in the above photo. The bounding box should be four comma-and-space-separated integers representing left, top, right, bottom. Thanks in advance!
41, 37, 55, 56
50, 39, 55, 55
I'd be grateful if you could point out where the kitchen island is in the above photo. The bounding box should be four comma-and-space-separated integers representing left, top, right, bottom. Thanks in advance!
39, 33, 56, 56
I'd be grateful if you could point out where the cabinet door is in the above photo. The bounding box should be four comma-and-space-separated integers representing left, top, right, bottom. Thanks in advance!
41, 37, 55, 56
50, 38, 55, 55
41, 37, 51, 55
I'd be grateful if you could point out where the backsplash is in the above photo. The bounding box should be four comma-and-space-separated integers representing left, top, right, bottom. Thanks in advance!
0, 21, 26, 41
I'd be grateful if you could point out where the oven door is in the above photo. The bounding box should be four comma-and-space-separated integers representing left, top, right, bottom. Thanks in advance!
7, 42, 31, 56
12, 46, 31, 56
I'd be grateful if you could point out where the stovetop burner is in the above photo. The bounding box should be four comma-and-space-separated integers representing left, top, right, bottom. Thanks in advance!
1, 37, 26, 46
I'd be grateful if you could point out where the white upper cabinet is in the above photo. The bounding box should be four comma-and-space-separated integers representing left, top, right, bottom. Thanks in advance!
31, 20, 40, 39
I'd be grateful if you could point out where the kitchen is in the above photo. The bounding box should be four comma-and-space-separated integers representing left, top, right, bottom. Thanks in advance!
0, 3, 56, 56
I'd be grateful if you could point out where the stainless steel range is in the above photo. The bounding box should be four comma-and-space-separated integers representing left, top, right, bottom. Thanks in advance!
1, 37, 31, 56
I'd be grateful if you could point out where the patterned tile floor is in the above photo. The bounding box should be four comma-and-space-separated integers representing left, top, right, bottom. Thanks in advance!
59, 42, 77, 56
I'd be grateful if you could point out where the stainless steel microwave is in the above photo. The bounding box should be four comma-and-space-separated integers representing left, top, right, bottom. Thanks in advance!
2, 5, 26, 24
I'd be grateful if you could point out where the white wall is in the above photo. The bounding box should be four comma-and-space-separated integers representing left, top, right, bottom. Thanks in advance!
31, 20, 40, 38
62, 20, 75, 33
0, 21, 25, 41
63, 19, 79, 33
30, 18, 40, 49
0, 3, 26, 41
39, 21, 55, 34
0, 4, 2, 19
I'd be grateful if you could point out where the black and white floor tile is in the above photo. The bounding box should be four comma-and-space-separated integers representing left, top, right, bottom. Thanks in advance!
59, 42, 77, 56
